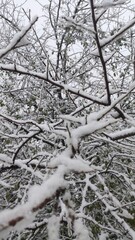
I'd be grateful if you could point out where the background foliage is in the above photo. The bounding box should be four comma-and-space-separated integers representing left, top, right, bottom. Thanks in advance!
1, 0, 135, 239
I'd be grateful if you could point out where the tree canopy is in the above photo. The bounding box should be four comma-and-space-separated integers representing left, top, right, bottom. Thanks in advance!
1, 0, 135, 239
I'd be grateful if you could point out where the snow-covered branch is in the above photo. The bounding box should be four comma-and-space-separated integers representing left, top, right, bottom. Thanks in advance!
0, 166, 67, 237
0, 63, 107, 105
0, 16, 38, 59
94, 0, 127, 9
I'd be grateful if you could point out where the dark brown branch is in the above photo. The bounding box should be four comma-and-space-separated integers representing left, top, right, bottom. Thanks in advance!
0, 64, 107, 105
12, 130, 41, 164
90, 0, 111, 105
101, 18, 135, 48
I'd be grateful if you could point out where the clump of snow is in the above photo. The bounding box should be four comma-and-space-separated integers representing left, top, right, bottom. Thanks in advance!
49, 154, 95, 173
99, 231, 108, 240
0, 204, 34, 239
119, 209, 133, 219
47, 215, 60, 240
0, 180, 11, 188
0, 165, 67, 236
74, 219, 90, 240
129, 81, 135, 91
0, 153, 12, 163
28, 165, 67, 208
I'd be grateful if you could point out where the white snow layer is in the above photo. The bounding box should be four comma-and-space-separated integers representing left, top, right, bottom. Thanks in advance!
0, 166, 67, 238
0, 16, 38, 58
108, 127, 135, 140
49, 154, 95, 173
47, 215, 60, 240
74, 219, 90, 240
95, 0, 126, 9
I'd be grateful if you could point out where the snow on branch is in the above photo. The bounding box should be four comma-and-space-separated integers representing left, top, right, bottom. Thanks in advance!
86, 86, 135, 122
94, 0, 126, 9
100, 17, 135, 48
47, 215, 60, 240
0, 148, 99, 237
0, 64, 107, 105
88, 177, 135, 239
67, 83, 135, 151
0, 147, 101, 236
0, 16, 38, 59
107, 127, 135, 140
72, 118, 116, 143
0, 154, 45, 180
63, 16, 95, 35
48, 154, 98, 173
0, 112, 49, 131
0, 166, 67, 238
74, 219, 90, 240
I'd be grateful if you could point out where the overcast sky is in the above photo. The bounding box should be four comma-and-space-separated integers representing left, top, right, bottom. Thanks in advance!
13, 0, 135, 31
14, 0, 135, 19
14, 0, 44, 18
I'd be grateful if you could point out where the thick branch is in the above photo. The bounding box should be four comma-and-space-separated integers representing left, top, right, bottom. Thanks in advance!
0, 166, 66, 235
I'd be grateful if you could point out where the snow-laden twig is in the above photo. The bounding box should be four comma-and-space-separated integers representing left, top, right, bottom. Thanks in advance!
100, 17, 135, 48
0, 16, 38, 59
107, 127, 135, 140
94, 0, 127, 9
49, 153, 96, 173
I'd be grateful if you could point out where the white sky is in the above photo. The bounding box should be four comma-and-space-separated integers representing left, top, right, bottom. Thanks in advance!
14, 0, 135, 22
15, 0, 44, 15
14, 0, 135, 17
13, 0, 47, 33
